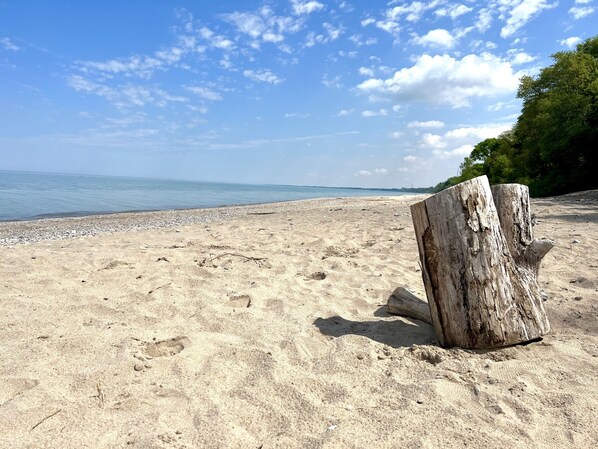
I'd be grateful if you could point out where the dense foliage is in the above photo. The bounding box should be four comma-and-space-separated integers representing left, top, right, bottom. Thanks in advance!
434, 36, 598, 197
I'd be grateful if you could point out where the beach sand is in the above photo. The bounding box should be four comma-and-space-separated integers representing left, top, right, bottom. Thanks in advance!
1, 193, 597, 448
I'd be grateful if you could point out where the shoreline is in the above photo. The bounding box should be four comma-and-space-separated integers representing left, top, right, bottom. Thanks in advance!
0, 195, 425, 246
3, 188, 596, 247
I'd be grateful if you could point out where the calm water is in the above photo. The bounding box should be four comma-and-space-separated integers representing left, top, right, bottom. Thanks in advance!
0, 171, 410, 221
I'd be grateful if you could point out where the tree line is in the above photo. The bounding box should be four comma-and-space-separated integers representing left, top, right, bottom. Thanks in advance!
434, 36, 598, 197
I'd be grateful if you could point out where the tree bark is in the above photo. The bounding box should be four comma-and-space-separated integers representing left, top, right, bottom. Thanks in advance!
410, 176, 550, 349
491, 184, 554, 278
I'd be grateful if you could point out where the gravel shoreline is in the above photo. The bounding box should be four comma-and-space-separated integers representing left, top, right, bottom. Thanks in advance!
3, 189, 595, 247
0, 196, 420, 246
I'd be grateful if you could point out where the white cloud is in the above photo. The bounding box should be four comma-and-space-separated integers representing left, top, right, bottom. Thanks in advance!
305, 32, 321, 47
560, 36, 582, 48
68, 75, 188, 108
243, 69, 283, 84
444, 124, 512, 140
323, 23, 343, 40
417, 123, 513, 158
263, 32, 285, 43
362, 109, 388, 117
421, 133, 446, 148
403, 155, 419, 162
207, 131, 359, 150
389, 131, 404, 138
356, 168, 388, 176
222, 8, 303, 46
349, 34, 378, 46
68, 75, 118, 101
337, 109, 353, 116
304, 22, 343, 47
223, 12, 267, 39
476, 9, 493, 33
291, 0, 324, 15
433, 144, 474, 158
79, 55, 164, 79
220, 54, 235, 70
359, 66, 375, 77
188, 105, 209, 114
408, 120, 445, 128
386, 2, 427, 23
374, 20, 400, 36
186, 86, 222, 101
486, 100, 518, 111
361, 18, 376, 27
74, 18, 235, 82
411, 29, 455, 49
510, 51, 536, 65
357, 53, 521, 108
155, 46, 186, 63
284, 112, 310, 118
322, 74, 343, 88
199, 27, 235, 50
500, 0, 556, 38
435, 4, 473, 19
362, 2, 440, 37
569, 5, 594, 19
338, 50, 358, 58
1, 37, 19, 51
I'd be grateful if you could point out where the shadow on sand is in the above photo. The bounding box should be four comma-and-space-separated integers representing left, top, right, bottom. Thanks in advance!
313, 304, 437, 348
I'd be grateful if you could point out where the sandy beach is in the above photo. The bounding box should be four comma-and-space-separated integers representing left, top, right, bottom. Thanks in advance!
1, 193, 597, 448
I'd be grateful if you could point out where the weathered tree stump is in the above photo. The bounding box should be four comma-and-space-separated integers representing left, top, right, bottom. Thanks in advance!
407, 176, 551, 349
491, 184, 554, 278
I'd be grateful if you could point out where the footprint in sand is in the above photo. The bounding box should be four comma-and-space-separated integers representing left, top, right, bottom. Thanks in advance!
143, 336, 190, 358
1, 378, 39, 405
101, 260, 131, 270
569, 276, 596, 289
224, 294, 252, 308
324, 244, 360, 258
290, 335, 331, 360
307, 271, 327, 280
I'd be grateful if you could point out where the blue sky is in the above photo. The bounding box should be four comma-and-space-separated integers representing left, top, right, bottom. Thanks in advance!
0, 1, 595, 188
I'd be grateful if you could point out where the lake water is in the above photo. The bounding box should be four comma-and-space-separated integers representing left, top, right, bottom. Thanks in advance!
0, 170, 411, 221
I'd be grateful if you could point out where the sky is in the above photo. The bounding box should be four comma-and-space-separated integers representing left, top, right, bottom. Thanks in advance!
0, 1, 596, 188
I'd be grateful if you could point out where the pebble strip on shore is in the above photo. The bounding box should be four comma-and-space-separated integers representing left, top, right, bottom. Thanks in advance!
0, 196, 417, 247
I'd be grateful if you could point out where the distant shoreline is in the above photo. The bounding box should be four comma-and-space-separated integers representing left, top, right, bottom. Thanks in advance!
0, 170, 425, 222
0, 169, 433, 192
0, 195, 426, 246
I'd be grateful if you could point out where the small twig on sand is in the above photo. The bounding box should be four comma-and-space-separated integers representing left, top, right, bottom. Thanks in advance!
95, 382, 105, 408
200, 252, 269, 268
148, 283, 172, 294
31, 409, 62, 431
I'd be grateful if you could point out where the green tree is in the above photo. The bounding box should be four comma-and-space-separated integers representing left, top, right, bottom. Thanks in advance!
516, 36, 598, 195
453, 131, 519, 185
482, 130, 520, 184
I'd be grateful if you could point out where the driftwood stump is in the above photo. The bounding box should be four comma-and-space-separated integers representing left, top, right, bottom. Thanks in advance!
491, 184, 554, 279
405, 176, 551, 349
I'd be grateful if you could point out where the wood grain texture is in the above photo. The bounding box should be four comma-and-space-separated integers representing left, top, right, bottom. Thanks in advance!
410, 176, 550, 349
491, 184, 554, 277
387, 287, 432, 325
